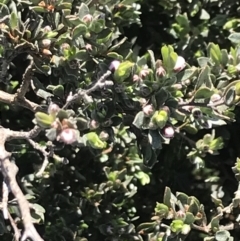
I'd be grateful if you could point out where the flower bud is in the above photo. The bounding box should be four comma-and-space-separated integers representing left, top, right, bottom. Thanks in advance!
133, 74, 140, 82
82, 14, 93, 23
174, 56, 186, 72
99, 131, 109, 141
42, 49, 52, 56
210, 93, 221, 103
172, 83, 182, 90
85, 43, 92, 51
162, 126, 174, 138
109, 60, 120, 72
43, 25, 52, 32
89, 119, 100, 130
40, 39, 51, 49
156, 66, 166, 77
139, 65, 150, 78
60, 43, 70, 54
143, 104, 154, 116
48, 103, 60, 116
175, 210, 186, 221
58, 128, 78, 144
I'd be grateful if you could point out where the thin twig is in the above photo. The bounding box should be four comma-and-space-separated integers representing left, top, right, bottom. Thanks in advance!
17, 57, 34, 98
2, 181, 9, 220
8, 211, 21, 241
63, 70, 112, 109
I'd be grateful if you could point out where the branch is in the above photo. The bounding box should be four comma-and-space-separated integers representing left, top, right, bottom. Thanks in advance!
16, 57, 34, 98
63, 70, 112, 109
0, 126, 44, 241
0, 90, 40, 112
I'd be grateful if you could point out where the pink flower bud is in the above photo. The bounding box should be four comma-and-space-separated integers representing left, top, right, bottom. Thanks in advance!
82, 14, 93, 23
48, 103, 60, 115
139, 65, 150, 78
172, 84, 182, 90
42, 49, 52, 56
99, 131, 109, 141
210, 93, 221, 103
174, 56, 186, 72
60, 43, 70, 54
41, 39, 51, 49
109, 60, 120, 72
85, 43, 92, 51
89, 119, 100, 130
133, 74, 140, 82
43, 25, 52, 32
143, 104, 154, 116
58, 128, 78, 144
163, 126, 174, 138
156, 66, 166, 77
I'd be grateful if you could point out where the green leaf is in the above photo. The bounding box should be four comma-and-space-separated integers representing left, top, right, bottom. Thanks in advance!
155, 88, 169, 107
56, 109, 69, 121
194, 87, 215, 99
29, 6, 48, 13
163, 187, 172, 208
151, 110, 168, 129
76, 117, 89, 131
228, 32, 240, 44
9, 12, 18, 30
208, 43, 222, 64
147, 50, 156, 70
90, 19, 105, 33
132, 111, 144, 129
155, 203, 169, 218
209, 137, 224, 151
35, 112, 54, 129
210, 215, 220, 233
135, 171, 150, 185
215, 230, 231, 241
83, 132, 107, 149
72, 24, 87, 39
148, 130, 162, 149
31, 77, 53, 100
179, 67, 197, 81
177, 192, 189, 205
161, 45, 177, 73
184, 212, 195, 225
56, 2, 72, 10
170, 220, 184, 233
187, 197, 199, 216
107, 52, 123, 61
220, 49, 229, 66
136, 222, 156, 233
197, 57, 209, 67
114, 61, 134, 82
224, 87, 236, 105
78, 3, 89, 19
197, 66, 212, 89
74, 49, 89, 61
47, 85, 64, 98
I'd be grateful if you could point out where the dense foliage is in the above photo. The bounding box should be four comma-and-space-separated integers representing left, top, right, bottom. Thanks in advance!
1, 0, 240, 241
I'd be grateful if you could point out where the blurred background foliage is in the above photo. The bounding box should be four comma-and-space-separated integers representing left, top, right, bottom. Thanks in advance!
1, 0, 240, 241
